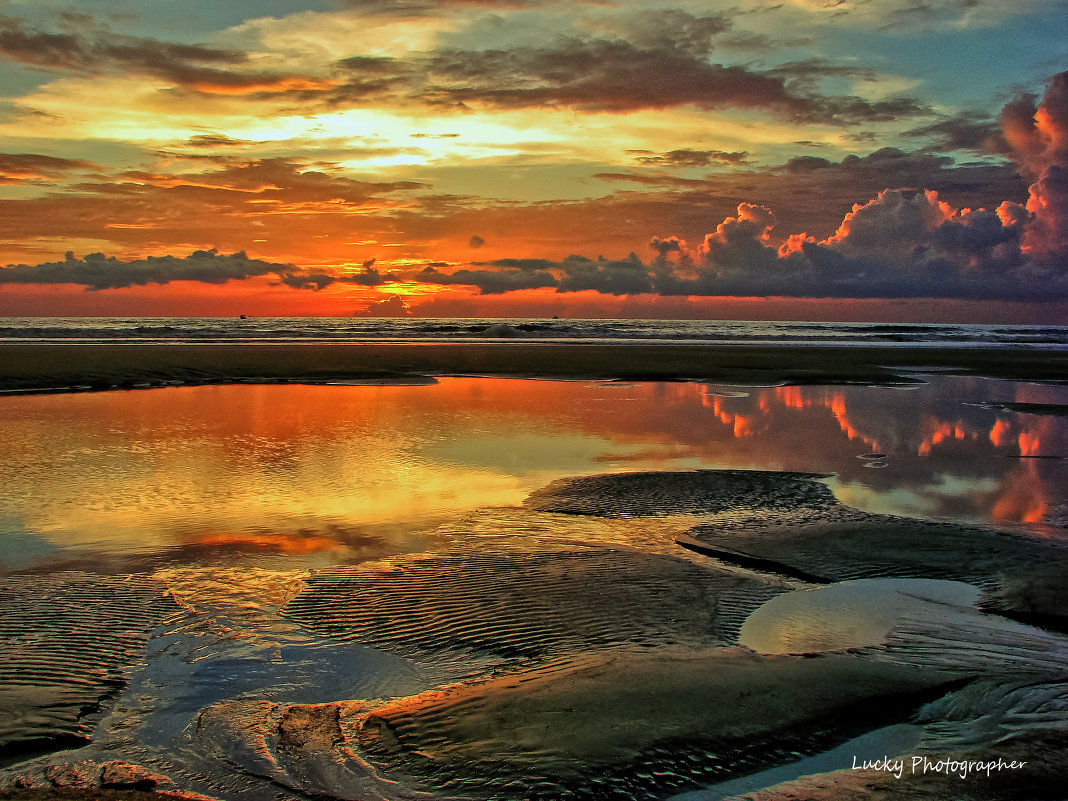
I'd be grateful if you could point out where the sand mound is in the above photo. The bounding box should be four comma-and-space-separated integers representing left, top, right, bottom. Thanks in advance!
187, 648, 957, 800
525, 469, 1068, 628
525, 470, 837, 518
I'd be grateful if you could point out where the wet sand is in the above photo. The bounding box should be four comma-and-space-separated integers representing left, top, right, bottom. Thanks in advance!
1, 342, 1066, 393
4, 467, 1068, 800
2, 354, 1066, 800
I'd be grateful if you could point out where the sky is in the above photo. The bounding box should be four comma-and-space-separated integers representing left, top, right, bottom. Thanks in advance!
0, 0, 1066, 320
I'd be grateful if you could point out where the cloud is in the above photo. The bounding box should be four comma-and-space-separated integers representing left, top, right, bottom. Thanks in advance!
0, 14, 331, 94
278, 272, 336, 291
473, 258, 558, 270
420, 72, 1068, 304
629, 149, 749, 167
0, 250, 290, 290
415, 265, 557, 293
185, 134, 253, 148
0, 246, 403, 294
355, 294, 412, 317
107, 158, 423, 203
0, 152, 98, 184
469, 235, 486, 248
643, 186, 1059, 301
556, 254, 654, 295
277, 264, 401, 291
414, 33, 929, 123
999, 71, 1068, 260
594, 145, 1026, 241
764, 58, 878, 94
336, 0, 539, 16
609, 9, 731, 57
0, 157, 427, 266
904, 111, 1009, 155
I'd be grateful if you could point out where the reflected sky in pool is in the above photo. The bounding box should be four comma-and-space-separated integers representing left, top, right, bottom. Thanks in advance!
1, 374, 1065, 575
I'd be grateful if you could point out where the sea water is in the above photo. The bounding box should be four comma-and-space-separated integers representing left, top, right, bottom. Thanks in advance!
1, 316, 1066, 346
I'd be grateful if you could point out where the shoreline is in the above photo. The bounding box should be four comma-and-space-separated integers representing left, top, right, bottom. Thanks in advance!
1, 343, 1066, 394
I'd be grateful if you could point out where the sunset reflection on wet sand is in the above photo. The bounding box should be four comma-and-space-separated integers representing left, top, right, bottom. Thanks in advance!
1, 375, 1066, 800
3, 376, 1063, 574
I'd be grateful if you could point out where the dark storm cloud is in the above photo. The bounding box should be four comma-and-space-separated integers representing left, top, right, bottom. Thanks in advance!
0, 14, 326, 93
0, 250, 289, 290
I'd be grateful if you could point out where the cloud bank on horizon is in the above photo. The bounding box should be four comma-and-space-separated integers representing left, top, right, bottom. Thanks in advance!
0, 0, 1065, 318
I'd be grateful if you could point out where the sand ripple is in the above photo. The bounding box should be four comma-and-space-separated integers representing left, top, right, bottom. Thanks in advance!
282, 549, 785, 676
0, 572, 178, 757
525, 469, 837, 518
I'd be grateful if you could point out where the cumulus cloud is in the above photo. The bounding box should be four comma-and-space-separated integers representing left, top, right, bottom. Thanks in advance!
1000, 71, 1068, 260
355, 294, 412, 317
643, 183, 1060, 300
0, 250, 289, 290
431, 72, 1068, 303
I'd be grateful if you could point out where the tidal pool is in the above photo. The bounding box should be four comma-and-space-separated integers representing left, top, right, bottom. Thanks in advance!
0, 375, 1065, 799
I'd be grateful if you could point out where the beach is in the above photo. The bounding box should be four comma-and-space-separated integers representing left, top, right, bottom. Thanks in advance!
1, 339, 1067, 800
1, 342, 1066, 393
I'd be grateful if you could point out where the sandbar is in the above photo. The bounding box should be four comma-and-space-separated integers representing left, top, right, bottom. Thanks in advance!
0, 343, 1065, 393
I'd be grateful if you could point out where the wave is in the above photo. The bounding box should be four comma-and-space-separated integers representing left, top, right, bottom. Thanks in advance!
2, 317, 1066, 346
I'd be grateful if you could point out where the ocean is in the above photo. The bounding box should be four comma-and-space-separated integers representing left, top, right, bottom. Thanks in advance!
2, 316, 1066, 346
